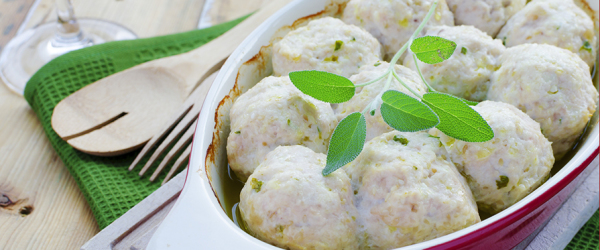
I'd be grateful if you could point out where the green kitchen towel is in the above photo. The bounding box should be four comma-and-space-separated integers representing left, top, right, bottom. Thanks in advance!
567, 210, 599, 250
23, 16, 247, 229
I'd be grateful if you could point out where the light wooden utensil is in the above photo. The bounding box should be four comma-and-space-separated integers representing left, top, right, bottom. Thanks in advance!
51, 0, 292, 156
130, 71, 218, 185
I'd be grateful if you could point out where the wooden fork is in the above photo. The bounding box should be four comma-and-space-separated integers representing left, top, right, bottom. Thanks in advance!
129, 71, 218, 185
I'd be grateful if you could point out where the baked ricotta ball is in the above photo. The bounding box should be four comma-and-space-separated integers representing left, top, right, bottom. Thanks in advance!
404, 25, 505, 101
446, 0, 526, 37
334, 62, 427, 141
487, 44, 598, 159
430, 101, 555, 214
344, 131, 480, 249
227, 76, 337, 182
239, 146, 359, 250
272, 17, 382, 78
497, 0, 597, 68
342, 0, 454, 60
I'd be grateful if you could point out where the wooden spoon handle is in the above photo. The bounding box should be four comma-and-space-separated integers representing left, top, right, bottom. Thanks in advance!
153, 0, 293, 94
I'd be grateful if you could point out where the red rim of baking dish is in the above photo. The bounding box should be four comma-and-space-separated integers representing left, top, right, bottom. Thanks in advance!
426, 146, 599, 249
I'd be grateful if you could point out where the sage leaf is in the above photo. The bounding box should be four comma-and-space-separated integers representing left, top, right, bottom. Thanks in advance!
323, 112, 366, 176
411, 36, 457, 64
380, 90, 439, 132
289, 70, 355, 103
432, 91, 478, 106
422, 92, 493, 142
458, 97, 479, 106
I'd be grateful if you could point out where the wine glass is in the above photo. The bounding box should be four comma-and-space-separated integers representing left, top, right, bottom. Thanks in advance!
0, 0, 137, 95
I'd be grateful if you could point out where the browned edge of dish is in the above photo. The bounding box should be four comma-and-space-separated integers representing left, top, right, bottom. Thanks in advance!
204, 0, 350, 215
574, 0, 599, 31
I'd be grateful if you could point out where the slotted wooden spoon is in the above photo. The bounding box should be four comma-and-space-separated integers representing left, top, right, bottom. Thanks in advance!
51, 0, 291, 156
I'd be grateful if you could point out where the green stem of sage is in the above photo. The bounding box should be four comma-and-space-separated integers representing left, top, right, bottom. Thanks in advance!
388, 0, 439, 66
392, 70, 422, 98
361, 99, 373, 115
389, 42, 410, 68
362, 73, 395, 115
412, 53, 436, 92
357, 0, 439, 115
354, 71, 388, 87
354, 0, 439, 93
410, 1, 439, 41
382, 72, 393, 92
375, 74, 394, 111
367, 97, 379, 116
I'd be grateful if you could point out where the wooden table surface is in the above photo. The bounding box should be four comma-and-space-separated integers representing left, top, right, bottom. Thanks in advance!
0, 1, 597, 250
0, 0, 265, 249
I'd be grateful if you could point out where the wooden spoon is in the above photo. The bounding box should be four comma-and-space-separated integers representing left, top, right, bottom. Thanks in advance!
51, 0, 291, 156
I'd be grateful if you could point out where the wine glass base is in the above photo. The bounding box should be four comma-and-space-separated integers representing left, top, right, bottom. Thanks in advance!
0, 19, 137, 95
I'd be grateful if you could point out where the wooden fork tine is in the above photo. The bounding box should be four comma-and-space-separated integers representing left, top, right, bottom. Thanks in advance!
137, 104, 200, 176
128, 103, 193, 171
157, 68, 217, 183
128, 78, 208, 171
162, 144, 192, 185
150, 119, 198, 181
136, 70, 218, 176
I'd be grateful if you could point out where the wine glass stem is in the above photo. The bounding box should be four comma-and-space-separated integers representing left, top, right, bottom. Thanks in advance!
54, 0, 87, 45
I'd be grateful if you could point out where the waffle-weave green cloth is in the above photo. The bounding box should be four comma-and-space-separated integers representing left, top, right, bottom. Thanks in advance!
566, 210, 599, 250
22, 16, 246, 229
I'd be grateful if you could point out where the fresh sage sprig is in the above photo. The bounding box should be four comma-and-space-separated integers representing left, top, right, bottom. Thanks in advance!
410, 36, 457, 64
380, 90, 439, 132
322, 112, 366, 176
289, 70, 355, 103
288, 0, 494, 176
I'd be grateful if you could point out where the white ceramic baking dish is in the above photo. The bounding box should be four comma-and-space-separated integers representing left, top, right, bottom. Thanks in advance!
148, 0, 599, 249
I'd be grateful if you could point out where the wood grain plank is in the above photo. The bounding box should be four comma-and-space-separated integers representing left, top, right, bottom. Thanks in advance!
0, 0, 207, 249
0, 0, 37, 52
202, 0, 270, 26
0, 84, 99, 250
